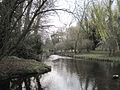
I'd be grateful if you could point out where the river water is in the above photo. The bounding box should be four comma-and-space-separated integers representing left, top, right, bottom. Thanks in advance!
0, 55, 120, 90
40, 55, 120, 90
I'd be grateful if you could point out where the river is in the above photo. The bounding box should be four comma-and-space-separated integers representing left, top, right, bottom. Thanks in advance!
0, 55, 120, 90
40, 55, 120, 90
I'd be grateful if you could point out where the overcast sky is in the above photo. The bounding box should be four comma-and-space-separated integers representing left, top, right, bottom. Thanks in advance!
47, 0, 91, 32
48, 0, 118, 33
47, 0, 77, 33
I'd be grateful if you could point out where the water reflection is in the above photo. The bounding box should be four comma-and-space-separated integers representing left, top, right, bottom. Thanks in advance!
0, 55, 120, 90
0, 75, 43, 90
41, 58, 120, 90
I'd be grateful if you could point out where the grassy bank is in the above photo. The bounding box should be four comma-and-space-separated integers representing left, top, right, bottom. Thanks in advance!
74, 54, 120, 61
0, 57, 51, 80
61, 51, 120, 62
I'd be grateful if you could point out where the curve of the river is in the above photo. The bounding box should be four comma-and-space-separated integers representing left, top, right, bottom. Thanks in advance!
40, 55, 120, 90
1, 55, 120, 90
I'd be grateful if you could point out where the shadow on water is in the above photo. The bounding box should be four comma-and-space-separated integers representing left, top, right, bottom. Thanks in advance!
73, 60, 120, 90
0, 75, 43, 90
1, 55, 120, 90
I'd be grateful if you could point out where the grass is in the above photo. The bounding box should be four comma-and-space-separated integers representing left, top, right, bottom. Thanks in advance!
62, 50, 120, 62
74, 54, 120, 61
0, 57, 51, 80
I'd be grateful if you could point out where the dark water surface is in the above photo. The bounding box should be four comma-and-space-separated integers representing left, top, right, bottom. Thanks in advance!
41, 55, 120, 90
0, 55, 120, 90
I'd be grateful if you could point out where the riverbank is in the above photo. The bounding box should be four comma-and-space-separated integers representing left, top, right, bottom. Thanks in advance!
0, 57, 51, 80
60, 51, 120, 62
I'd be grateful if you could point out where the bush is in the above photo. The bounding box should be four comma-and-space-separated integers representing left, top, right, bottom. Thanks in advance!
14, 34, 43, 59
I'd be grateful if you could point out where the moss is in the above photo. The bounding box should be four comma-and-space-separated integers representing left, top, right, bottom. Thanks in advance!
0, 58, 51, 80
6, 56, 21, 60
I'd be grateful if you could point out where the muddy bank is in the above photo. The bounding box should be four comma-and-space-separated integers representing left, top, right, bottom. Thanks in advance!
0, 57, 51, 80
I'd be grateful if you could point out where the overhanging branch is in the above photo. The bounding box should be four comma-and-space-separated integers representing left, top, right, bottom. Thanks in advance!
37, 8, 74, 15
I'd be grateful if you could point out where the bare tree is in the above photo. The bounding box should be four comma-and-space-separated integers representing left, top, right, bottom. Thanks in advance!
0, 0, 66, 59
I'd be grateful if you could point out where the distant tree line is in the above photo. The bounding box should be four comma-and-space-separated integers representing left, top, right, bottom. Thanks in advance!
49, 0, 120, 56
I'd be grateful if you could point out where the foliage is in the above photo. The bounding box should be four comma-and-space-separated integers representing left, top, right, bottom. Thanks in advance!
0, 0, 57, 59
15, 34, 43, 59
73, 0, 120, 54
50, 25, 94, 53
77, 39, 93, 52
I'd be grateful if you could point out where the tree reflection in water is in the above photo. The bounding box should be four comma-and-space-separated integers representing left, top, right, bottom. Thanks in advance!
0, 58, 120, 90
41, 58, 120, 90
69, 59, 120, 90
0, 75, 43, 90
